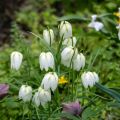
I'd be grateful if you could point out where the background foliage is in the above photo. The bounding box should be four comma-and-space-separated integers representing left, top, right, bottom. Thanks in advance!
0, 0, 120, 119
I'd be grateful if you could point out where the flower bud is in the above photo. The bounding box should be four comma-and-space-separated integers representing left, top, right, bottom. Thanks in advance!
61, 46, 78, 67
62, 101, 81, 117
43, 29, 54, 45
59, 21, 72, 39
73, 53, 85, 71
41, 72, 58, 92
39, 52, 55, 71
62, 36, 77, 47
0, 84, 9, 99
32, 87, 51, 107
81, 72, 99, 88
11, 51, 23, 70
19, 85, 32, 102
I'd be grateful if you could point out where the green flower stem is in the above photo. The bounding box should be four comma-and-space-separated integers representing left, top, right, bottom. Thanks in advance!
82, 85, 85, 105
48, 102, 51, 117
22, 103, 25, 120
35, 107, 40, 120
72, 69, 75, 101
54, 87, 60, 107
56, 36, 64, 62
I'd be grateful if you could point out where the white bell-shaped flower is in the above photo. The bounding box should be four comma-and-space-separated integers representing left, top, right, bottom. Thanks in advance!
39, 52, 55, 71
81, 71, 99, 88
61, 46, 78, 67
59, 21, 72, 39
88, 15, 104, 31
73, 53, 85, 71
43, 29, 54, 45
11, 51, 23, 70
19, 85, 32, 102
32, 87, 51, 107
62, 36, 77, 47
41, 72, 58, 92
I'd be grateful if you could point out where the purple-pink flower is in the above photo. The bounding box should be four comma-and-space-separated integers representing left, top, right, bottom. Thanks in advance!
62, 101, 82, 116
0, 84, 9, 99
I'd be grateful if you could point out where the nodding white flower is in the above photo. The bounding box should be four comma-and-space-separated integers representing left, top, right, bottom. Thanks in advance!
61, 46, 78, 67
81, 72, 99, 88
19, 85, 32, 102
116, 24, 120, 40
59, 21, 72, 39
32, 87, 51, 107
41, 72, 58, 92
43, 29, 54, 45
88, 15, 104, 31
115, 8, 120, 40
73, 53, 85, 71
11, 51, 23, 70
39, 52, 55, 71
62, 36, 77, 47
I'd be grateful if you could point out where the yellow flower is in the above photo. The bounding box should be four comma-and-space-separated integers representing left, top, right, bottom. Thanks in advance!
114, 12, 120, 17
58, 76, 68, 85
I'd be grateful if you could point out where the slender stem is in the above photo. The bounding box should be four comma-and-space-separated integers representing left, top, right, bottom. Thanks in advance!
82, 85, 85, 105
68, 68, 71, 96
22, 103, 25, 120
48, 29, 51, 47
72, 69, 75, 101
48, 102, 51, 117
35, 107, 40, 120
56, 35, 64, 60
54, 88, 60, 106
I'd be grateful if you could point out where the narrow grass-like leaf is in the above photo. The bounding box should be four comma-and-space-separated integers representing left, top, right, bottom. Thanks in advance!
107, 102, 120, 108
58, 15, 89, 21
98, 13, 113, 18
95, 83, 120, 102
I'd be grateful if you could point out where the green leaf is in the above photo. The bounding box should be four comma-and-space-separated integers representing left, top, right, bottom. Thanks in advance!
95, 83, 120, 102
82, 104, 104, 120
108, 102, 120, 108
58, 112, 81, 120
98, 13, 113, 18
58, 15, 89, 21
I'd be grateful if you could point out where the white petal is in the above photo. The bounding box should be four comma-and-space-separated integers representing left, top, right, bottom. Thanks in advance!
63, 36, 77, 47
88, 21, 104, 31
33, 92, 40, 107
94, 22, 104, 31
118, 30, 120, 40
46, 52, 54, 69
